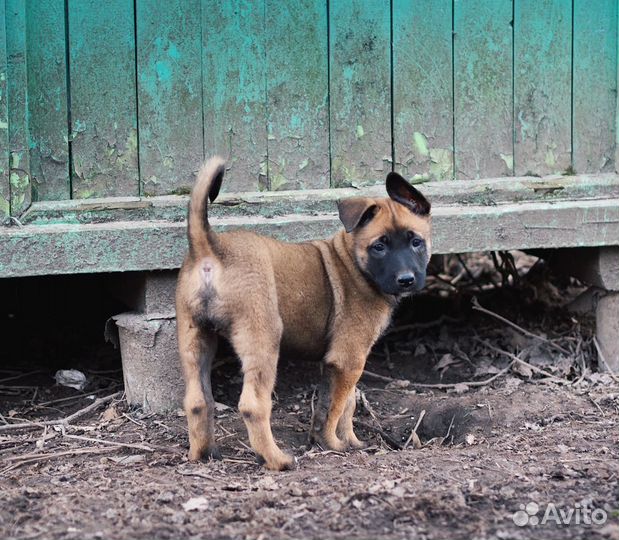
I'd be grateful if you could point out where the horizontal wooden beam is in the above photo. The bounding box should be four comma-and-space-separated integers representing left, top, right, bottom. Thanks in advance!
19, 173, 619, 226
2, 197, 619, 278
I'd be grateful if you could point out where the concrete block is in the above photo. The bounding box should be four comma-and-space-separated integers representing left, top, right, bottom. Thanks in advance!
596, 292, 619, 373
545, 247, 619, 291
113, 313, 183, 411
141, 271, 178, 315
108, 270, 178, 316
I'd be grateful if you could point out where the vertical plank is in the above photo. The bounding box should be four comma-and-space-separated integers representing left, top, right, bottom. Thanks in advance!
393, 0, 453, 181
454, 0, 513, 180
69, 0, 139, 199
6, 0, 31, 214
202, 0, 267, 193
514, 0, 571, 176
265, 0, 329, 190
573, 0, 618, 173
26, 0, 70, 201
0, 1, 9, 219
330, 0, 391, 187
136, 0, 203, 196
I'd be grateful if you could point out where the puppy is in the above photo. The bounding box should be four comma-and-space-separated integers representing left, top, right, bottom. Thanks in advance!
176, 157, 432, 470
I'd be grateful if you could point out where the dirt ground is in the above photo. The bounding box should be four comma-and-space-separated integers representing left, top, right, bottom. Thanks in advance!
1, 253, 618, 540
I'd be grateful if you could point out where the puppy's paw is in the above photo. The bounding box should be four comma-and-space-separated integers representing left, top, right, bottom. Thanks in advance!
188, 445, 222, 462
311, 430, 347, 452
260, 451, 296, 471
343, 434, 367, 450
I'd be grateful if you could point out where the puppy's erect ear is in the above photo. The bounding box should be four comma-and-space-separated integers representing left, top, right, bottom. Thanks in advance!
337, 198, 378, 233
386, 172, 431, 216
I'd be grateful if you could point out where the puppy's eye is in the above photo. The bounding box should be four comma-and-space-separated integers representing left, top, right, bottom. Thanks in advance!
411, 238, 422, 248
372, 242, 386, 252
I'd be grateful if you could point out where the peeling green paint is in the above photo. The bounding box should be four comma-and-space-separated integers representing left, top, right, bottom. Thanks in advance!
413, 132, 430, 157
500, 153, 514, 172
429, 148, 453, 179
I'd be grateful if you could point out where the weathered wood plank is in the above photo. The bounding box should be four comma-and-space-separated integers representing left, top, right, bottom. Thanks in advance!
514, 0, 571, 176
3, 197, 619, 277
136, 0, 203, 196
5, 0, 31, 215
19, 173, 619, 226
573, 0, 618, 173
454, 0, 513, 179
393, 0, 453, 181
0, 0, 9, 219
202, 0, 267, 192
265, 0, 329, 190
26, 0, 70, 201
68, 0, 139, 198
329, 0, 391, 187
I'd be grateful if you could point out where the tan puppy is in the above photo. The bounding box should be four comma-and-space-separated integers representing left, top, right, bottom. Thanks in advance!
176, 157, 432, 470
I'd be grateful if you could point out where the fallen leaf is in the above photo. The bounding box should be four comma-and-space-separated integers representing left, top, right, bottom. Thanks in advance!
435, 354, 460, 375
182, 496, 209, 512
101, 405, 120, 422
214, 402, 231, 412
109, 454, 145, 465
385, 379, 410, 390
256, 476, 279, 491
513, 362, 533, 379
453, 383, 470, 394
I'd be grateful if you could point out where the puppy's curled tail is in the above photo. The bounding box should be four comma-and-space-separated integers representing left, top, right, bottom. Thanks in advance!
188, 156, 225, 256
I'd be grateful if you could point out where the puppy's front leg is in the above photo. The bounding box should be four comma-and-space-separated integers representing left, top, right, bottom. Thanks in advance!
336, 387, 366, 449
311, 348, 367, 451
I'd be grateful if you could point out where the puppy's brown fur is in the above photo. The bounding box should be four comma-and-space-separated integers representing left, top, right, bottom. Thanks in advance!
176, 157, 432, 470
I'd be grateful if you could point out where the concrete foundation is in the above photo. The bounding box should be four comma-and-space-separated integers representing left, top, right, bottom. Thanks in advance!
596, 292, 619, 373
114, 313, 183, 411
110, 270, 183, 412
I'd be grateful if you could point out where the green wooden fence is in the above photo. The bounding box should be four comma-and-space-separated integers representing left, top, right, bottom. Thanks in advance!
0, 0, 617, 221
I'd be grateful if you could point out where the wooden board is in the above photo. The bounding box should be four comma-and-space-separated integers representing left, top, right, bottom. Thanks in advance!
329, 0, 391, 187
26, 0, 70, 202
514, 0, 571, 176
5, 0, 31, 215
573, 0, 618, 173
68, 0, 139, 198
454, 0, 513, 180
393, 0, 453, 182
265, 0, 329, 190
0, 0, 9, 219
136, 0, 203, 196
3, 195, 619, 277
19, 173, 619, 227
202, 0, 267, 193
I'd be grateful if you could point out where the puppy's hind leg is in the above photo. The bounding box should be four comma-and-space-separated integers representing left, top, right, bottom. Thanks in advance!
177, 305, 220, 461
230, 317, 294, 471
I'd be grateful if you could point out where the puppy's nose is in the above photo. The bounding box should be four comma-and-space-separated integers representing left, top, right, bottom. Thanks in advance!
397, 273, 416, 288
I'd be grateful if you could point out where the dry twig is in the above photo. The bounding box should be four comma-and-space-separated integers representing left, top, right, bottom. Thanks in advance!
593, 338, 619, 383
471, 297, 570, 355
403, 409, 426, 450
0, 392, 123, 432
476, 338, 570, 384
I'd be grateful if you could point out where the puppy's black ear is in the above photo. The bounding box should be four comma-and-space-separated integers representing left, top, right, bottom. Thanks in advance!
337, 198, 378, 233
386, 172, 431, 216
